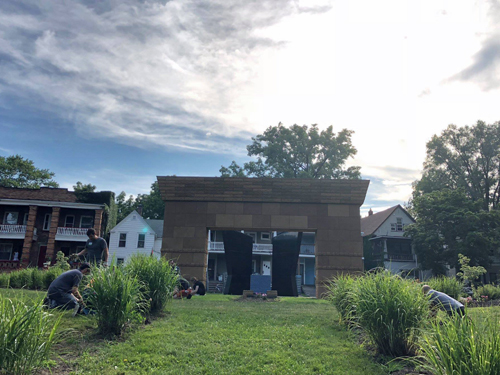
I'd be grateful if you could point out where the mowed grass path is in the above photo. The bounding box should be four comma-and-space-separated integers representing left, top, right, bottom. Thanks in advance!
78, 295, 386, 375
0, 289, 386, 375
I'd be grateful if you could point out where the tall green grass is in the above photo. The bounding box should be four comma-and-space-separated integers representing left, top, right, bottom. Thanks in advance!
87, 265, 147, 336
0, 268, 64, 290
125, 254, 179, 314
326, 274, 356, 323
419, 314, 500, 375
0, 296, 60, 375
355, 271, 429, 357
426, 276, 463, 299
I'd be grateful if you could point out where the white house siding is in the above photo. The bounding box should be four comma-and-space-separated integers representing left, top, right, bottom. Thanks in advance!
108, 212, 160, 264
374, 206, 415, 237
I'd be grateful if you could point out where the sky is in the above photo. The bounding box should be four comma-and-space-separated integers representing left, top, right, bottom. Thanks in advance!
1, 0, 500, 216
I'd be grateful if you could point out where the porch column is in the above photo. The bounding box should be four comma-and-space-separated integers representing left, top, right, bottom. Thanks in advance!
94, 209, 103, 237
21, 205, 38, 268
46, 207, 61, 261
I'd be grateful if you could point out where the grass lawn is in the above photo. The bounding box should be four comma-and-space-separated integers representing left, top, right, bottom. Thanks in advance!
1, 289, 387, 375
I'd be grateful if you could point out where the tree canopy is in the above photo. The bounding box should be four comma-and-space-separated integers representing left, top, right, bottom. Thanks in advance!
406, 188, 500, 275
73, 181, 96, 193
220, 123, 360, 179
115, 181, 165, 223
0, 155, 59, 188
412, 120, 500, 210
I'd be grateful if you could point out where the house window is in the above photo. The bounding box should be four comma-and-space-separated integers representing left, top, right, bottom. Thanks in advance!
0, 243, 13, 260
3, 212, 19, 225
43, 214, 52, 231
80, 216, 94, 229
117, 258, 125, 265
246, 232, 257, 243
119, 233, 127, 247
261, 232, 271, 240
137, 233, 145, 248
391, 218, 404, 232
23, 213, 29, 226
65, 215, 75, 228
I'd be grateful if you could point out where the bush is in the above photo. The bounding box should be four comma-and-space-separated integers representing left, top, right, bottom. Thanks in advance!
30, 269, 44, 290
43, 268, 63, 290
87, 264, 147, 336
426, 276, 463, 300
355, 271, 429, 357
0, 272, 9, 288
326, 274, 356, 323
419, 314, 500, 375
53, 251, 70, 271
474, 284, 500, 300
126, 254, 179, 314
0, 296, 60, 375
9, 270, 23, 289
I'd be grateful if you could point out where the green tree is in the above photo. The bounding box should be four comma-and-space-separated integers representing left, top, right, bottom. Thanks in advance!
116, 191, 136, 223
73, 181, 96, 193
405, 189, 500, 275
0, 155, 58, 188
135, 181, 165, 220
456, 254, 487, 284
412, 121, 500, 210
220, 123, 360, 179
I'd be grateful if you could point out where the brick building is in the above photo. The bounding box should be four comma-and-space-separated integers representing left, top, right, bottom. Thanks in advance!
0, 187, 114, 271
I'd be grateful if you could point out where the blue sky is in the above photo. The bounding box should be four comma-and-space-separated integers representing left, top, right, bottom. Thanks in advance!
2, 0, 500, 216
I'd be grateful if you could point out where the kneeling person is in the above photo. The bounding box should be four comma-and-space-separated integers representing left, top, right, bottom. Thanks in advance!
47, 263, 91, 315
422, 284, 465, 317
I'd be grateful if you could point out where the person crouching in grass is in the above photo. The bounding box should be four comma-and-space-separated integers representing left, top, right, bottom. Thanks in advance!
422, 284, 465, 317
47, 263, 91, 316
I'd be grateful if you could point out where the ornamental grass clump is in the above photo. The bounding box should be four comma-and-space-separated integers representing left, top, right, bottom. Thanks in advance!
355, 271, 429, 357
0, 296, 60, 375
326, 274, 356, 324
125, 254, 178, 314
426, 276, 463, 300
474, 284, 500, 300
419, 314, 500, 375
0, 272, 9, 288
87, 264, 147, 336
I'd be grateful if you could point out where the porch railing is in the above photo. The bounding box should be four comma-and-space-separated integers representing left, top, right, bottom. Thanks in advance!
56, 227, 89, 236
385, 253, 416, 262
208, 242, 273, 253
0, 260, 21, 270
0, 225, 27, 234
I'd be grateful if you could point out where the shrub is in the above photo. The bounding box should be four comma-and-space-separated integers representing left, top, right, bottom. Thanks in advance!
326, 274, 356, 323
30, 269, 44, 290
426, 276, 463, 300
53, 251, 70, 271
9, 270, 23, 289
419, 314, 500, 375
43, 267, 63, 290
87, 264, 147, 336
474, 284, 500, 300
0, 296, 60, 375
126, 254, 179, 314
355, 271, 429, 357
0, 272, 9, 288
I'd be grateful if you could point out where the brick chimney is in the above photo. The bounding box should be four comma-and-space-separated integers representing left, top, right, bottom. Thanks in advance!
368, 208, 373, 216
137, 204, 143, 217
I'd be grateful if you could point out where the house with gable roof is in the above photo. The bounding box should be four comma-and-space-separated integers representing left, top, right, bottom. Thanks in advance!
361, 204, 430, 279
108, 208, 163, 264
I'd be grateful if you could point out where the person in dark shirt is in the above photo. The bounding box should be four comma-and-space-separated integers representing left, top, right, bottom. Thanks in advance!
47, 263, 91, 315
77, 228, 108, 265
190, 277, 206, 296
422, 285, 465, 317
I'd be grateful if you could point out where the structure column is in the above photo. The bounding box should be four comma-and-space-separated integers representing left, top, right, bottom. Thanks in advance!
46, 207, 61, 262
94, 209, 103, 237
21, 205, 38, 268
